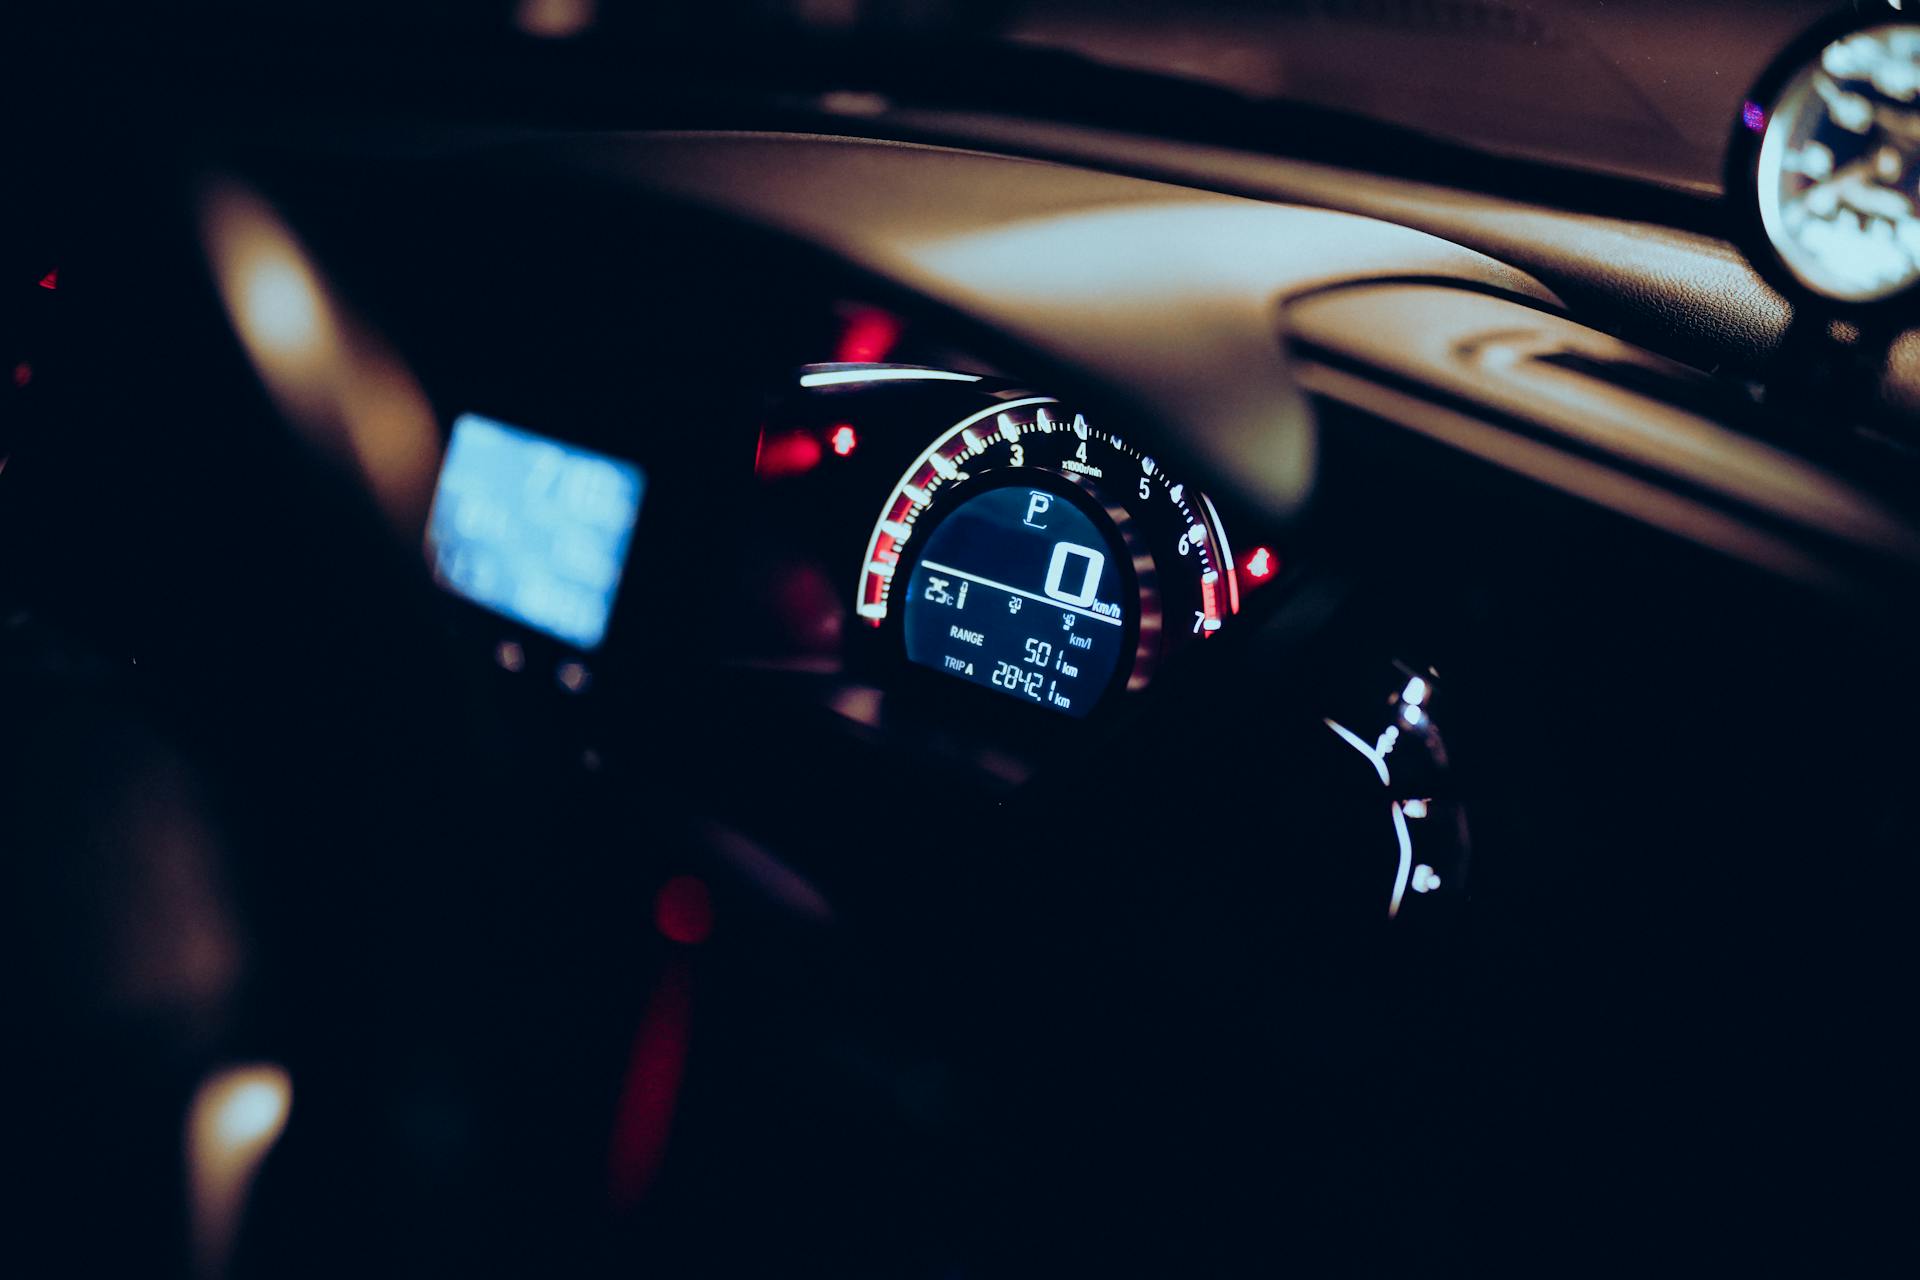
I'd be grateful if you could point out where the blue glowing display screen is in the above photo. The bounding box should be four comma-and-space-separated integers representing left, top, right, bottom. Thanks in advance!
425, 413, 645, 650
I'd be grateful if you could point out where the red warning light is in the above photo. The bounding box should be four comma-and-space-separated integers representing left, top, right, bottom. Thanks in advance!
755, 427, 824, 479
830, 424, 858, 457
608, 957, 693, 1210
1244, 546, 1277, 582
835, 308, 901, 363
654, 875, 714, 945
36, 269, 57, 290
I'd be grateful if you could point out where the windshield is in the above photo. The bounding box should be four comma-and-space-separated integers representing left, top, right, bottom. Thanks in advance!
980, 0, 1845, 194
8, 1, 1863, 197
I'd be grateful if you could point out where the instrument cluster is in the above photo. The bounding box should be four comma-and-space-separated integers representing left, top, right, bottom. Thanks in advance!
745, 310, 1281, 726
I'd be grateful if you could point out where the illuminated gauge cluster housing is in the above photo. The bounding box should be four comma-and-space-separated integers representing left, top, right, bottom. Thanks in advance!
854, 390, 1243, 717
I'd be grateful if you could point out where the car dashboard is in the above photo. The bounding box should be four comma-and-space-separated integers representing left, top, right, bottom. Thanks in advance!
5, 115, 1919, 1277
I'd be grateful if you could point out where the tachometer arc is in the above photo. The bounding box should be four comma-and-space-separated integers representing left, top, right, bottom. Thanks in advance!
857, 398, 1239, 630
856, 395, 1056, 625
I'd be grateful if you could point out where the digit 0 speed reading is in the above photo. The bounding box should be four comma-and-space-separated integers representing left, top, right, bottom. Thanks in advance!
857, 396, 1240, 717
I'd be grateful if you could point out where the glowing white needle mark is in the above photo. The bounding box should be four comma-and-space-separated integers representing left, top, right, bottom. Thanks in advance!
1388, 802, 1414, 920
799, 367, 980, 388
1328, 718, 1429, 919
1326, 718, 1390, 785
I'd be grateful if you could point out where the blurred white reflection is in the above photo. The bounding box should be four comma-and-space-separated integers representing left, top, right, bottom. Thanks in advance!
186, 1063, 291, 1280
200, 184, 439, 537
239, 256, 323, 355
515, 0, 596, 39
914, 202, 1341, 514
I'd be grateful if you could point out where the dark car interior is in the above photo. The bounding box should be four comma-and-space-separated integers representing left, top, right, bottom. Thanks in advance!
5, 2, 1918, 1275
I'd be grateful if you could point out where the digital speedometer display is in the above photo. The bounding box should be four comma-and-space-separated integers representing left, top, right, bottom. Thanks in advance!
902, 485, 1126, 716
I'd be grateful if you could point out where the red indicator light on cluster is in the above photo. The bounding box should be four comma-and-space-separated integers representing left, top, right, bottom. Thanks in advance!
756, 427, 824, 479
654, 874, 714, 945
835, 308, 901, 363
37, 269, 58, 290
830, 424, 858, 457
1244, 546, 1277, 582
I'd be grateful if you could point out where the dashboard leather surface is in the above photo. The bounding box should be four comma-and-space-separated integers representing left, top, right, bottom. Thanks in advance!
557, 131, 1557, 523
1289, 284, 1920, 588
858, 111, 1804, 377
